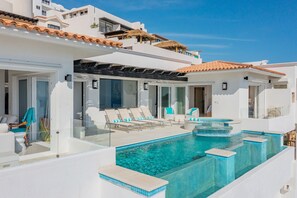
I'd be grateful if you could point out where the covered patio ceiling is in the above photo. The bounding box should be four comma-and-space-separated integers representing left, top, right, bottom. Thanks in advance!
74, 60, 187, 81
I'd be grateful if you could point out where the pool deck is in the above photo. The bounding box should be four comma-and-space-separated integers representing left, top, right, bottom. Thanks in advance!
84, 124, 191, 147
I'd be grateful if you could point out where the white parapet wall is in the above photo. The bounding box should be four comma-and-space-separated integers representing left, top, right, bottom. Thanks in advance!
209, 147, 296, 198
0, 138, 115, 198
242, 115, 295, 133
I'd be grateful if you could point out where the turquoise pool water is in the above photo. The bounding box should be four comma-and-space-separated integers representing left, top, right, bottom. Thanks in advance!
117, 134, 241, 176
116, 132, 284, 197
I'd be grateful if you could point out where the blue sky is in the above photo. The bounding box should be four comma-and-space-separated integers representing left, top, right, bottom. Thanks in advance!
54, 0, 297, 63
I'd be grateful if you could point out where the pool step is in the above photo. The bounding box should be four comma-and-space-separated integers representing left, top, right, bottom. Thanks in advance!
99, 165, 168, 198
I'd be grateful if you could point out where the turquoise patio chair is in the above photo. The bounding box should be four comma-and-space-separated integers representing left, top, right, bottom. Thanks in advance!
164, 107, 175, 120
10, 107, 36, 147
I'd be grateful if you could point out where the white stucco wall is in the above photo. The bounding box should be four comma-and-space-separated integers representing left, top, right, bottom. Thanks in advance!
5, 0, 33, 17
0, 26, 115, 153
263, 64, 297, 124
242, 115, 295, 133
62, 5, 144, 38
0, 139, 115, 198
0, 0, 13, 13
187, 72, 248, 119
187, 71, 283, 120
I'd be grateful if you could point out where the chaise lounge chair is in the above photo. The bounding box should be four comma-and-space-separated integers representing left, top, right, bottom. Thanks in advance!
186, 108, 199, 120
140, 106, 171, 126
105, 109, 137, 132
117, 109, 148, 130
130, 108, 161, 127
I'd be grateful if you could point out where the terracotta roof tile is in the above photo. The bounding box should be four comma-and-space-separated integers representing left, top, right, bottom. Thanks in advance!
177, 61, 285, 76
0, 18, 123, 48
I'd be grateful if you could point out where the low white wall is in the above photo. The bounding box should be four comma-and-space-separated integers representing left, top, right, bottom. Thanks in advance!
266, 89, 291, 109
210, 147, 295, 198
0, 139, 115, 198
242, 115, 295, 133
0, 132, 14, 153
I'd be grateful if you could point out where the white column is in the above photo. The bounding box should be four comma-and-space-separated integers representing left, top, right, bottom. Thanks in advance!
0, 70, 5, 115
85, 76, 100, 128
50, 64, 74, 154
185, 86, 189, 112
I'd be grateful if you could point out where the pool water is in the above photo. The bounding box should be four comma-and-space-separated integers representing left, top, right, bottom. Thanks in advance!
116, 132, 283, 197
117, 134, 241, 176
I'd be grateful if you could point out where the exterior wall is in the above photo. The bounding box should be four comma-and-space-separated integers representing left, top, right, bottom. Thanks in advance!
210, 147, 295, 198
11, 0, 33, 17
62, 6, 99, 37
263, 65, 297, 124
61, 5, 144, 38
0, 0, 13, 13
0, 139, 115, 198
187, 71, 283, 120
0, 34, 73, 153
0, 26, 114, 153
187, 72, 248, 119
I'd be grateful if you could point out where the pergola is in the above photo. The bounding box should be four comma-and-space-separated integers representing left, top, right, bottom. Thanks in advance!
108, 29, 156, 44
155, 40, 187, 52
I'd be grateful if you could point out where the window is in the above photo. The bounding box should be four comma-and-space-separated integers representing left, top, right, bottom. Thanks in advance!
36, 5, 41, 10
47, 24, 60, 30
42, 10, 47, 16
100, 79, 138, 110
176, 87, 186, 114
42, 0, 50, 5
99, 19, 114, 33
273, 84, 287, 89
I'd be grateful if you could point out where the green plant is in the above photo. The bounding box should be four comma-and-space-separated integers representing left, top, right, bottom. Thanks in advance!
90, 22, 99, 29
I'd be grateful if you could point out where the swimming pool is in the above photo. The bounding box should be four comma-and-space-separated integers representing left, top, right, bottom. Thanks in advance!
116, 131, 284, 197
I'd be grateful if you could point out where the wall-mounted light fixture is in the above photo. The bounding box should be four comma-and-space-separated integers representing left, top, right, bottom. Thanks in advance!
92, 80, 98, 89
65, 74, 72, 82
144, 83, 148, 90
243, 76, 249, 80
222, 82, 228, 90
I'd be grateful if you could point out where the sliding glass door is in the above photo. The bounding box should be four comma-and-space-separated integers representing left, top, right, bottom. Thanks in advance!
176, 87, 186, 114
161, 87, 171, 118
36, 80, 50, 142
18, 79, 28, 120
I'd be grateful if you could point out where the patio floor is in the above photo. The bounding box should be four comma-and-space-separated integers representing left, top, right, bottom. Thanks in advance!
83, 124, 191, 147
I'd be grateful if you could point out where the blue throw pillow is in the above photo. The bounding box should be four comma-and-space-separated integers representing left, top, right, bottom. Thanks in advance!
124, 118, 132, 122
166, 107, 174, 114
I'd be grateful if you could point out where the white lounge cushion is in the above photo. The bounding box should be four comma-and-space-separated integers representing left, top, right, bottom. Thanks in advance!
1, 117, 7, 124
0, 123, 8, 133
6, 115, 18, 124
